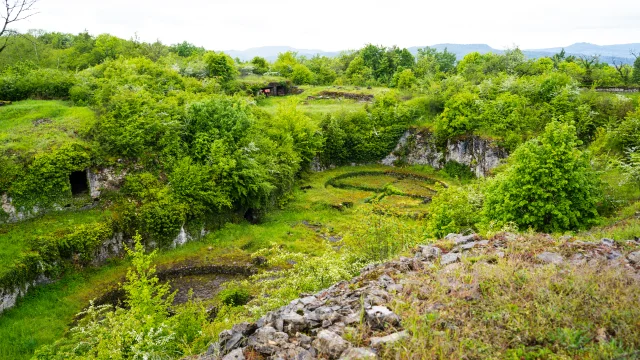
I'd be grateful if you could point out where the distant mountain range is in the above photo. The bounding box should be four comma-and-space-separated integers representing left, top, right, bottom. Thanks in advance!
223, 43, 640, 65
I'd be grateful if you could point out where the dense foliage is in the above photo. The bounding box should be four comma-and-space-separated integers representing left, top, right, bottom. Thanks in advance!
484, 122, 600, 232
1, 28, 639, 360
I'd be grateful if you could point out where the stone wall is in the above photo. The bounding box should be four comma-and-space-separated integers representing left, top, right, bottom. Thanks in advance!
0, 274, 50, 313
87, 167, 126, 199
381, 129, 507, 177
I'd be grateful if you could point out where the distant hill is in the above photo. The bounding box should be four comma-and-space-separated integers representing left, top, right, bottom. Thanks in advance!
223, 46, 339, 61
222, 43, 640, 65
407, 44, 498, 58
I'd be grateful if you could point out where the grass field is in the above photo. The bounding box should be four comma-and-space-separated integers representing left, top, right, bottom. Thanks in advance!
256, 85, 391, 117
0, 100, 95, 156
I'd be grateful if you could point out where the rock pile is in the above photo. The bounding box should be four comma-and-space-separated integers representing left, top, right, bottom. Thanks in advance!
195, 233, 640, 360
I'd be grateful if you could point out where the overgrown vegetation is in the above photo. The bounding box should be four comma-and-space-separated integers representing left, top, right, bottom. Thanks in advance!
0, 28, 639, 360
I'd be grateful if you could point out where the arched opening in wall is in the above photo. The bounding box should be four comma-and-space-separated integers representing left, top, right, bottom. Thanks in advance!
69, 170, 89, 196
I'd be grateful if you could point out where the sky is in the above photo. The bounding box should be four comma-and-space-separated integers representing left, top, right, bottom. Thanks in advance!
13, 0, 640, 51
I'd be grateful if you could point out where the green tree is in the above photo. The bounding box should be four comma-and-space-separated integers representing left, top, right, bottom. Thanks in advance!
305, 55, 337, 85
170, 41, 204, 57
290, 63, 314, 85
632, 53, 640, 84
434, 91, 480, 140
203, 51, 238, 83
345, 55, 373, 85
272, 51, 299, 77
395, 68, 416, 89
34, 234, 208, 359
250, 56, 269, 75
484, 121, 600, 232
426, 184, 483, 237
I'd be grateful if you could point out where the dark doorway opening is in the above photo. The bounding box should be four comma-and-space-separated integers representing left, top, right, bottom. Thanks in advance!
70, 170, 89, 196
244, 208, 261, 224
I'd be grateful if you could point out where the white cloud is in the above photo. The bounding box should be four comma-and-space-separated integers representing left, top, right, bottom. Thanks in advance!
13, 0, 640, 51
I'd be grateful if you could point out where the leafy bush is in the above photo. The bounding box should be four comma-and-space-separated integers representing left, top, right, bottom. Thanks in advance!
203, 51, 238, 83
426, 184, 483, 237
219, 286, 251, 307
318, 92, 414, 166
442, 160, 476, 180
484, 121, 600, 232
34, 234, 209, 359
0, 68, 75, 101
290, 64, 314, 85
435, 91, 480, 141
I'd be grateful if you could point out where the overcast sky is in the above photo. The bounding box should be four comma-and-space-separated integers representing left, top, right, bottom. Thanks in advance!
13, 0, 640, 51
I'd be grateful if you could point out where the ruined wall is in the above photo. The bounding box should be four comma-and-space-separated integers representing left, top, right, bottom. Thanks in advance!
381, 129, 507, 177
87, 167, 126, 199
0, 167, 126, 225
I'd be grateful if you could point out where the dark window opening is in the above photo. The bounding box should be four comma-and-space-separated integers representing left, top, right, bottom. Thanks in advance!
70, 170, 89, 196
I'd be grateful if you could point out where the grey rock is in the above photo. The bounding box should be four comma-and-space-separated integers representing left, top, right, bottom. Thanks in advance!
444, 233, 460, 240
441, 252, 461, 265
224, 331, 245, 352
222, 348, 245, 360
607, 250, 622, 260
232, 322, 257, 336
365, 306, 400, 329
275, 317, 284, 332
601, 238, 615, 247
369, 330, 409, 348
378, 274, 395, 288
419, 245, 442, 260
628, 251, 640, 264
339, 347, 378, 359
298, 333, 313, 346
477, 240, 490, 246
312, 330, 350, 359
282, 312, 307, 333
343, 312, 361, 325
248, 326, 289, 355
454, 234, 478, 245
536, 252, 564, 265
460, 242, 477, 251
299, 296, 316, 305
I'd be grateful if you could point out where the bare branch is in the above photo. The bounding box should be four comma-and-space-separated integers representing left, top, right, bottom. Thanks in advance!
0, 0, 39, 53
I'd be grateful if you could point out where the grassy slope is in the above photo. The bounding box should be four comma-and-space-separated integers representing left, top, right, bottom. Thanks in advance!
0, 100, 95, 155
383, 234, 640, 358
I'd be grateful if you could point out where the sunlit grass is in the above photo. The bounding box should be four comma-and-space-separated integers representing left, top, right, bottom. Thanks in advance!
0, 100, 95, 155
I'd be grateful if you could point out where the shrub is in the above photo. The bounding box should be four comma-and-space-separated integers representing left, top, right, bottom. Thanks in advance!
204, 52, 238, 83
435, 91, 480, 141
426, 184, 483, 238
34, 234, 209, 359
219, 286, 251, 307
442, 160, 476, 180
484, 121, 600, 232
290, 64, 314, 85
0, 68, 75, 101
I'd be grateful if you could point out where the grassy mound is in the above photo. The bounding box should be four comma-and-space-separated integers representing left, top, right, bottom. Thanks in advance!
0, 100, 94, 156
